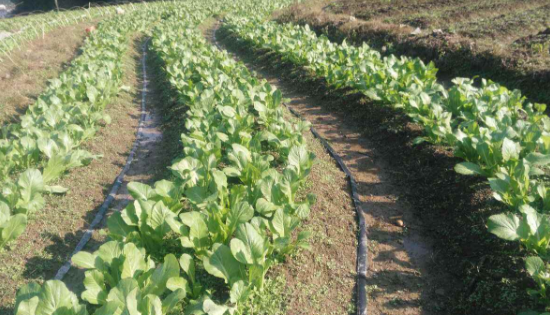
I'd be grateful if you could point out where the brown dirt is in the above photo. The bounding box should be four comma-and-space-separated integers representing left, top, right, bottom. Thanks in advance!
216, 23, 537, 315
276, 130, 358, 315
0, 36, 144, 313
0, 20, 97, 126
276, 0, 550, 105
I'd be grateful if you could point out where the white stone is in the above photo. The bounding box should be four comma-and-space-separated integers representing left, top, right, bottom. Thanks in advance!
410, 27, 422, 35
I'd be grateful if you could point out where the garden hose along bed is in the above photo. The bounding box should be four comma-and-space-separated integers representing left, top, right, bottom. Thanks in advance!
54, 38, 151, 281
212, 23, 369, 315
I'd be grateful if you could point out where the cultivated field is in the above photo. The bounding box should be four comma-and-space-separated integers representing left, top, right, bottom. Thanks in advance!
1, 1, 550, 315
279, 0, 550, 103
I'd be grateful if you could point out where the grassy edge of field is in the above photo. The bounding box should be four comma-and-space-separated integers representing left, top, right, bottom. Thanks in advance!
274, 1, 550, 105
0, 20, 98, 125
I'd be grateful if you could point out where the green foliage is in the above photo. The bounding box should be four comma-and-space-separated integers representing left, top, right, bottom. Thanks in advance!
0, 3, 165, 249
222, 17, 550, 313
14, 1, 311, 314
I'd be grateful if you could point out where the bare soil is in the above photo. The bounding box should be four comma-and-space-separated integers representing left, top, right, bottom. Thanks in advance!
0, 20, 95, 125
216, 23, 537, 315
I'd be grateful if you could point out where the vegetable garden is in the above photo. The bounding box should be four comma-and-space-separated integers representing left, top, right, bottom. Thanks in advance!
2, 0, 550, 314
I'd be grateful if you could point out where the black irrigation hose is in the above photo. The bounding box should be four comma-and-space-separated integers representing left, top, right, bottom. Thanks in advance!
54, 38, 151, 280
212, 24, 369, 315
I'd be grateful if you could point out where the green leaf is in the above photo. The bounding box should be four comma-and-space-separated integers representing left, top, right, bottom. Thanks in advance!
230, 281, 250, 304
43, 185, 68, 194
144, 254, 180, 296
97, 241, 124, 265
288, 145, 313, 175
255, 198, 277, 216
179, 212, 210, 251
166, 277, 188, 293
454, 162, 484, 176
149, 201, 175, 233
203, 243, 245, 285
107, 212, 136, 239
501, 138, 520, 162
93, 302, 122, 315
525, 256, 545, 277
179, 254, 195, 283
15, 282, 41, 314
230, 223, 266, 265
82, 270, 107, 305
86, 85, 98, 103
230, 238, 253, 265
106, 278, 138, 307
525, 153, 550, 166
219, 106, 236, 118
36, 280, 80, 315
140, 294, 163, 315
18, 169, 44, 203
15, 296, 39, 315
227, 202, 254, 234
272, 89, 282, 108
127, 182, 158, 201
154, 180, 177, 198
222, 167, 241, 177
488, 178, 509, 194
487, 213, 528, 241
269, 209, 285, 237
203, 299, 229, 315
0, 201, 9, 225
121, 243, 147, 279
0, 214, 28, 248
162, 289, 186, 313
71, 251, 97, 269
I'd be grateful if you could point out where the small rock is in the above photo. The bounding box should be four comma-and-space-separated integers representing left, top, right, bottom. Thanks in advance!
0, 31, 12, 41
349, 15, 356, 22
435, 288, 445, 296
410, 27, 422, 35
432, 29, 443, 35
395, 219, 405, 227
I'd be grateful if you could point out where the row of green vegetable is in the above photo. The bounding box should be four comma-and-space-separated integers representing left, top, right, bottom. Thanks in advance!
12, 1, 314, 314
0, 4, 131, 61
221, 17, 550, 313
0, 3, 170, 249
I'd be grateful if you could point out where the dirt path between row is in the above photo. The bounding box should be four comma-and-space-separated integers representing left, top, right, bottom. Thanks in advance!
209, 23, 448, 315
